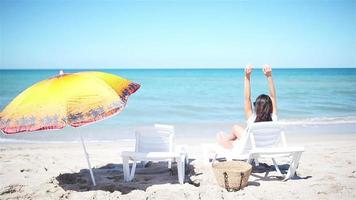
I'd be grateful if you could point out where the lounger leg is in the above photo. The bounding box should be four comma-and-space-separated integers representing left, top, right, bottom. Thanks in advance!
177, 158, 182, 184
247, 154, 253, 164
182, 154, 186, 183
272, 158, 284, 177
123, 157, 130, 182
182, 155, 186, 177
284, 152, 302, 181
168, 159, 172, 169
177, 155, 185, 184
129, 161, 137, 181
255, 158, 260, 166
185, 153, 189, 170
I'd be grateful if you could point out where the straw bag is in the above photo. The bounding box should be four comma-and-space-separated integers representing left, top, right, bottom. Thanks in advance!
212, 161, 252, 192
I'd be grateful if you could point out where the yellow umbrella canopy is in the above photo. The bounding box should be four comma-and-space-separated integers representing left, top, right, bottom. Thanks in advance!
0, 71, 140, 134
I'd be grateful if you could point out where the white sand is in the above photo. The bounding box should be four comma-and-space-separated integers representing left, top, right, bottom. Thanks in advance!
0, 133, 356, 200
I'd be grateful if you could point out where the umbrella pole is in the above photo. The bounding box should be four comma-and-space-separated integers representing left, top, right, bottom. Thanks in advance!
78, 129, 97, 186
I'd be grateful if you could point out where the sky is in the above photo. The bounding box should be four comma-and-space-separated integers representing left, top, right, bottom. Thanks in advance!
0, 0, 355, 69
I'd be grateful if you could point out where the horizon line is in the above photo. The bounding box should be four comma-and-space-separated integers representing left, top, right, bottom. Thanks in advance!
1, 66, 356, 70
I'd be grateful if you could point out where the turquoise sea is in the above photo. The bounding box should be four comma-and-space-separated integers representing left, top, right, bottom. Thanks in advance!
1, 68, 355, 142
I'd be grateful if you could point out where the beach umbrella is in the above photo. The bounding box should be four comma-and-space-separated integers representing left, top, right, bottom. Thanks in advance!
0, 70, 140, 186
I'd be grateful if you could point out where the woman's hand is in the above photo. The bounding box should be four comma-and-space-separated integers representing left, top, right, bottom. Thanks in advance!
244, 64, 253, 119
245, 64, 253, 78
263, 64, 277, 114
262, 64, 272, 77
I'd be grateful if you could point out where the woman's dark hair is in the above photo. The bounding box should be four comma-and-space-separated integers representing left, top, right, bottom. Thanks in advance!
254, 94, 273, 122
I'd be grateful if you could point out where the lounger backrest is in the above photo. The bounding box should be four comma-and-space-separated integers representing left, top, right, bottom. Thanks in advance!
135, 124, 175, 153
248, 122, 286, 148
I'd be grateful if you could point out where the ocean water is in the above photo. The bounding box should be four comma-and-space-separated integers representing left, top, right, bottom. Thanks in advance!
0, 68, 355, 142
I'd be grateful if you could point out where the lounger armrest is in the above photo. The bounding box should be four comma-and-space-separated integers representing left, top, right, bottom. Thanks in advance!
121, 151, 182, 160
250, 147, 304, 155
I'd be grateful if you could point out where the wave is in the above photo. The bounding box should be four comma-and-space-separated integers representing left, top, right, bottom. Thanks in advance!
277, 116, 356, 125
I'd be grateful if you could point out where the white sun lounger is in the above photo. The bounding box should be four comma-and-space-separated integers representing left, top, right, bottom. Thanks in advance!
202, 122, 304, 181
121, 124, 188, 184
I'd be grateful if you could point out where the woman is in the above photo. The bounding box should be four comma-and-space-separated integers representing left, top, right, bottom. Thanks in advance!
217, 64, 277, 149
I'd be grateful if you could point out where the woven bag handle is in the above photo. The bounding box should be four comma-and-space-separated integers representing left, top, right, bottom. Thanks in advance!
223, 172, 245, 192
239, 172, 244, 190
223, 172, 231, 191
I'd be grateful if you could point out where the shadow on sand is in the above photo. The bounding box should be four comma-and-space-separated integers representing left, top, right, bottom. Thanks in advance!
55, 159, 198, 194
251, 162, 312, 181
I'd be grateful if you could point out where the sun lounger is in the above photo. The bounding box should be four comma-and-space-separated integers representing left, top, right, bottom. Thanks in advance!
202, 122, 304, 180
121, 124, 188, 184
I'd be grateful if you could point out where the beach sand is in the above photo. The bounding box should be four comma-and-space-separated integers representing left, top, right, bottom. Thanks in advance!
0, 133, 355, 200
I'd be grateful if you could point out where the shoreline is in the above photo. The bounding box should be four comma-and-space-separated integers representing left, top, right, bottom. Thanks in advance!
1, 119, 355, 143
1, 131, 355, 144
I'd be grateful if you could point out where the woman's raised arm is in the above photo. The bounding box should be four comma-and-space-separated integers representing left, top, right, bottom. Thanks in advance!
244, 65, 253, 119
262, 64, 277, 114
